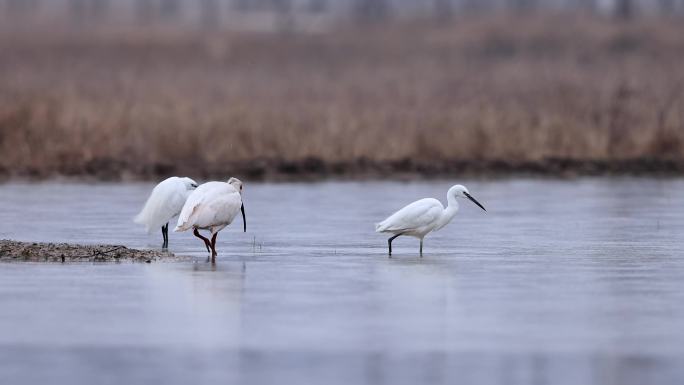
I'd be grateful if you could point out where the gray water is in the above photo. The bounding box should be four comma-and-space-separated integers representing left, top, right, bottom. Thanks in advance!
1, 179, 683, 385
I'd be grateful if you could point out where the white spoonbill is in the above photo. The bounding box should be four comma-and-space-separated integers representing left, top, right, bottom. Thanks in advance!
375, 184, 486, 257
134, 176, 198, 249
174, 177, 246, 263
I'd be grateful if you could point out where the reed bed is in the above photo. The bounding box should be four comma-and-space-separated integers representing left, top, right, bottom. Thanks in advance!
1, 14, 683, 180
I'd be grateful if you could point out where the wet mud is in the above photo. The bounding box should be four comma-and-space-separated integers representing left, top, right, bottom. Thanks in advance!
0, 240, 184, 263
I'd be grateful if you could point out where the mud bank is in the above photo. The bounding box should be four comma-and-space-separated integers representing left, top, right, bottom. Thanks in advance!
2, 157, 683, 182
0, 240, 184, 263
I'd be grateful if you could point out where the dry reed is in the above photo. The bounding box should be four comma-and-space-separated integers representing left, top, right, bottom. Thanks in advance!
1, 14, 683, 180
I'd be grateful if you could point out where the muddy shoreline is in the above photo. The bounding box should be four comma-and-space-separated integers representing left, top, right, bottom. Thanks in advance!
0, 157, 684, 181
1, 157, 683, 182
0, 240, 185, 263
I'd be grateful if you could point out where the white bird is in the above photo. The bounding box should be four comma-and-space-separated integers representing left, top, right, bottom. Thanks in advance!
174, 177, 246, 263
375, 184, 486, 257
134, 176, 198, 249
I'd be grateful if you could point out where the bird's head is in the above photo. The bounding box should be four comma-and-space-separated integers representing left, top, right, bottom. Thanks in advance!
449, 184, 486, 211
182, 177, 199, 190
227, 177, 244, 194
227, 177, 247, 232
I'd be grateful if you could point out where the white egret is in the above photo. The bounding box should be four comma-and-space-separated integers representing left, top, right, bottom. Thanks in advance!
375, 184, 486, 257
134, 176, 198, 249
174, 177, 246, 263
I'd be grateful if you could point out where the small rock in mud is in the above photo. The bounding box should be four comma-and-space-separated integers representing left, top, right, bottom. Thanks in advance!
0, 240, 185, 263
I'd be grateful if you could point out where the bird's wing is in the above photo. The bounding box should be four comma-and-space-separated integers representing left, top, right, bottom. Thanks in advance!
376, 198, 443, 233
175, 182, 215, 231
175, 182, 238, 231
134, 177, 185, 232
165, 186, 191, 217
160, 177, 193, 213
203, 191, 242, 227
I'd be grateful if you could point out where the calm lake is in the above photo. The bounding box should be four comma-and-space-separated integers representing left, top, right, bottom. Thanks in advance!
1, 179, 683, 385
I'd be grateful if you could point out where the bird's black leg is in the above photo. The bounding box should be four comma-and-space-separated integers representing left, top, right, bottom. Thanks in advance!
388, 233, 402, 257
419, 239, 423, 257
161, 223, 169, 249
193, 228, 212, 254
210, 233, 218, 263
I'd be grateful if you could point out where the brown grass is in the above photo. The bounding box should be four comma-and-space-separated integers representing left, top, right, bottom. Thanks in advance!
1, 14, 684, 180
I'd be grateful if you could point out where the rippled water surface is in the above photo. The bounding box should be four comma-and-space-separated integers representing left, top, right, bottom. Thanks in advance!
1, 179, 683, 385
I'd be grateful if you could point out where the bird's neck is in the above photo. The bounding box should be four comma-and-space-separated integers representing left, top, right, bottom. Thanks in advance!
446, 193, 459, 212
445, 197, 459, 216
434, 195, 459, 230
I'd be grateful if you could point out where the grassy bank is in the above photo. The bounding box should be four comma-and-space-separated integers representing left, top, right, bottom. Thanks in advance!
1, 15, 684, 180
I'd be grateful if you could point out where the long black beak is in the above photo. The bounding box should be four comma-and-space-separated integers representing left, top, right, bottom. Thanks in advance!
241, 203, 246, 232
464, 192, 486, 212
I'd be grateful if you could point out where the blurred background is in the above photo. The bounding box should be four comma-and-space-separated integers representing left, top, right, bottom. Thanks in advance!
2, 4, 684, 385
1, 0, 684, 180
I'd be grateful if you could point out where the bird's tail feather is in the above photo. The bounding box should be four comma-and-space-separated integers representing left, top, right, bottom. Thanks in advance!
175, 204, 200, 233
174, 214, 193, 232
133, 212, 153, 234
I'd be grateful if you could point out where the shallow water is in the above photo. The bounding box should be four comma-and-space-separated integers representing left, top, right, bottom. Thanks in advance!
1, 179, 683, 385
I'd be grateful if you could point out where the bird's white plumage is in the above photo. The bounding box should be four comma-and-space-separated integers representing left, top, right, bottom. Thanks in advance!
375, 198, 444, 237
175, 180, 243, 234
134, 176, 197, 233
